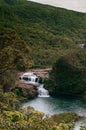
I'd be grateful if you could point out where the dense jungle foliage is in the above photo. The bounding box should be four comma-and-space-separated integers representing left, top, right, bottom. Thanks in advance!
0, 27, 33, 93
0, 0, 86, 95
0, 0, 86, 94
45, 49, 86, 97
0, 0, 86, 67
0, 27, 33, 73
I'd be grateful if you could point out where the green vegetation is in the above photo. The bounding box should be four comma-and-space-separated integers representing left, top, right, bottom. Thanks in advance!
0, 27, 33, 93
1, 0, 85, 97
45, 49, 86, 97
0, 0, 86, 129
0, 0, 86, 67
0, 27, 33, 73
0, 91, 80, 130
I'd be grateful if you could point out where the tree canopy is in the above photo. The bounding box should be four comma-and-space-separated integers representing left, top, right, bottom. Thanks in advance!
47, 49, 86, 97
0, 27, 33, 74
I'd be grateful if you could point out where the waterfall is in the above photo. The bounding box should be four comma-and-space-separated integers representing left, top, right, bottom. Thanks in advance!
38, 84, 50, 97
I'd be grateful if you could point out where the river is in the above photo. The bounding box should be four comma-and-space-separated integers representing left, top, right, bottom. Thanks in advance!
23, 97, 86, 129
23, 84, 86, 130
23, 96, 86, 116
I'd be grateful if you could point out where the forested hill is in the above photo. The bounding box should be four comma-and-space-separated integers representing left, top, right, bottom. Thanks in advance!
0, 0, 86, 67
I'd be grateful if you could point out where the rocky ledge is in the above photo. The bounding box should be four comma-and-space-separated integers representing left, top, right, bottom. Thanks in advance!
16, 68, 51, 99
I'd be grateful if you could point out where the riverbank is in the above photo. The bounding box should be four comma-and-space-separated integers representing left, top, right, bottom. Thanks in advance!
22, 95, 86, 130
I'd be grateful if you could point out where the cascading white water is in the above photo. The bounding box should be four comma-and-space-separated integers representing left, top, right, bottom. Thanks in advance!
38, 84, 50, 97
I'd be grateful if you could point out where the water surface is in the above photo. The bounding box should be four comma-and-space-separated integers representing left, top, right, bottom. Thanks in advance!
23, 96, 86, 129
23, 96, 86, 116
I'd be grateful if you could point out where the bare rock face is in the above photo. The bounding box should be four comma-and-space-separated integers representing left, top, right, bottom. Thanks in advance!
21, 87, 38, 98
30, 68, 51, 79
17, 81, 38, 98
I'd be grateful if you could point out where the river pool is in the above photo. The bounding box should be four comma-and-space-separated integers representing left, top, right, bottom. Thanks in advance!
23, 96, 86, 130
23, 96, 86, 116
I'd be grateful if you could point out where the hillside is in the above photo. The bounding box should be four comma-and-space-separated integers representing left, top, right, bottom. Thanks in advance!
0, 27, 33, 73
0, 27, 34, 93
0, 1, 86, 129
0, 0, 86, 67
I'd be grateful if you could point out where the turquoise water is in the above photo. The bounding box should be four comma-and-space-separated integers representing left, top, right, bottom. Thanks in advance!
23, 96, 86, 129
23, 96, 86, 116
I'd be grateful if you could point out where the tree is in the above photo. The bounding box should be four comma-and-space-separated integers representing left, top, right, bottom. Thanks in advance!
48, 49, 86, 96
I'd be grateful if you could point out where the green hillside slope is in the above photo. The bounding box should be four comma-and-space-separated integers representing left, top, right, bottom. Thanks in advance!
0, 0, 86, 67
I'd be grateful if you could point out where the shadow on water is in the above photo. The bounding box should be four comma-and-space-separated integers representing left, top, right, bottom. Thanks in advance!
23, 95, 86, 116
